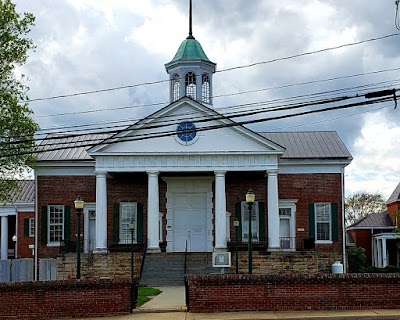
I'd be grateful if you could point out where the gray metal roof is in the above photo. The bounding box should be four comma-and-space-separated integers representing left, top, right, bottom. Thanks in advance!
259, 131, 352, 159
37, 133, 111, 161
36, 131, 351, 162
347, 213, 394, 229
7, 180, 35, 203
386, 182, 400, 204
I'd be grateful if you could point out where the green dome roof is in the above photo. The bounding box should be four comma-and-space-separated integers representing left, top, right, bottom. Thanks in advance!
170, 37, 212, 63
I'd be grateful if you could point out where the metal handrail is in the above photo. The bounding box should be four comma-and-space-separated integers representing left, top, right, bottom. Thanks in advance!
139, 241, 147, 281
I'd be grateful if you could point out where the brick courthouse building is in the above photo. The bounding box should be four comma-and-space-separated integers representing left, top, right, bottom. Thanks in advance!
32, 6, 352, 280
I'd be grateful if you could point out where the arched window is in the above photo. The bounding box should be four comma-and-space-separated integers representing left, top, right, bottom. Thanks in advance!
185, 72, 196, 100
202, 74, 210, 103
172, 74, 180, 101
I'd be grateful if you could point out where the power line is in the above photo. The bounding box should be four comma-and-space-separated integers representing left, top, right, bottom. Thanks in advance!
30, 66, 400, 120
2, 94, 394, 157
26, 33, 400, 103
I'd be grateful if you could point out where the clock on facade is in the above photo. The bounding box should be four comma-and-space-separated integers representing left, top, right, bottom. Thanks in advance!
176, 121, 197, 144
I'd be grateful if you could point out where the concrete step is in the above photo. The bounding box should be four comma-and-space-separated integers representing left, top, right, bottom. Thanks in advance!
141, 253, 215, 286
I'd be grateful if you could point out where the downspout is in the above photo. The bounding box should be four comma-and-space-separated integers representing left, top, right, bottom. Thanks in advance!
34, 170, 38, 281
341, 165, 347, 273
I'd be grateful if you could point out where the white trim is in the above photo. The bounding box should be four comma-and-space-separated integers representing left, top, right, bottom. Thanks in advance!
279, 164, 349, 174
315, 203, 332, 242
47, 205, 64, 245
36, 166, 95, 176
278, 200, 297, 251
95, 154, 279, 172
315, 240, 333, 245
83, 203, 96, 253
119, 202, 138, 244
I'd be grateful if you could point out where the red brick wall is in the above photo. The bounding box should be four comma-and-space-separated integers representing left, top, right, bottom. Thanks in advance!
38, 172, 343, 257
348, 229, 372, 264
0, 279, 130, 320
387, 202, 400, 223
226, 172, 343, 252
187, 274, 400, 312
38, 176, 96, 257
17, 211, 35, 258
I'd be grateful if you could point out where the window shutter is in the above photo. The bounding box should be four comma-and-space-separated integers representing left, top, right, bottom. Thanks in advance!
308, 203, 315, 238
41, 206, 47, 245
137, 203, 144, 242
258, 202, 266, 241
64, 206, 71, 241
331, 203, 339, 241
24, 218, 30, 237
235, 202, 242, 242
113, 203, 120, 244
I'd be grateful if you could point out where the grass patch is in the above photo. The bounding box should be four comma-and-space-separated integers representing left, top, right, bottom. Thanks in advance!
137, 286, 162, 307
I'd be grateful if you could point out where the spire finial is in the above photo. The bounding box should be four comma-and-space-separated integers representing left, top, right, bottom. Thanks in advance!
187, 0, 195, 39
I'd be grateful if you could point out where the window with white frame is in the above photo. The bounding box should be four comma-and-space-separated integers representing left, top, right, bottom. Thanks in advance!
172, 74, 180, 101
315, 203, 331, 241
120, 203, 137, 244
201, 74, 210, 103
185, 72, 196, 99
48, 205, 64, 244
241, 201, 259, 241
29, 217, 35, 237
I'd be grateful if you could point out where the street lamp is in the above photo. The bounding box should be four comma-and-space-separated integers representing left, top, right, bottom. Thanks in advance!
74, 196, 85, 280
246, 188, 255, 274
129, 222, 136, 312
233, 218, 240, 274
12, 235, 17, 258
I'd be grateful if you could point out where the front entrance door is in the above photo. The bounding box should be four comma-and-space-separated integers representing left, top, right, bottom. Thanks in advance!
278, 201, 297, 251
173, 193, 207, 252
84, 204, 96, 253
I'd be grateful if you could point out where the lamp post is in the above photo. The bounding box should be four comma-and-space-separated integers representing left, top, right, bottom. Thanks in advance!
129, 223, 136, 312
233, 219, 240, 274
246, 188, 255, 274
12, 235, 17, 258
74, 196, 84, 280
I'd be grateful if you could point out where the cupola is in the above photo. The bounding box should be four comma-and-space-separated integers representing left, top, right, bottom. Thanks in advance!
165, 0, 216, 106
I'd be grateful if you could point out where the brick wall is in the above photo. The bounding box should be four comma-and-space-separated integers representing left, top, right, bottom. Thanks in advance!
37, 175, 96, 257
388, 202, 400, 223
187, 273, 400, 313
17, 211, 35, 258
0, 279, 130, 320
38, 172, 343, 261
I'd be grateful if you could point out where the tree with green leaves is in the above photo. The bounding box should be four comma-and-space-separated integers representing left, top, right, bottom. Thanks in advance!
0, 0, 38, 201
345, 191, 387, 226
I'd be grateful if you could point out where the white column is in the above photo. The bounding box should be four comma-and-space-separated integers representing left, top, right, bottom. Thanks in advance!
382, 238, 387, 268
377, 239, 382, 268
147, 171, 160, 252
95, 172, 108, 253
214, 171, 227, 251
267, 170, 280, 250
1, 216, 8, 260
372, 238, 377, 267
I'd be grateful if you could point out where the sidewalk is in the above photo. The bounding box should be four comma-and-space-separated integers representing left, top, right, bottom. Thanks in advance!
72, 287, 400, 319
75, 309, 400, 319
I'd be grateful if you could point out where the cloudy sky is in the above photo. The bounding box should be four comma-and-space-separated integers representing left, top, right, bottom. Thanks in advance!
13, 0, 400, 200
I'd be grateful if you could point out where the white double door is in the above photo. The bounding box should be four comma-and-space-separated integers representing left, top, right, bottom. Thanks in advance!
172, 193, 207, 252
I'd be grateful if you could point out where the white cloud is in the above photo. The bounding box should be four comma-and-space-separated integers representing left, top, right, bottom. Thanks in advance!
346, 109, 400, 199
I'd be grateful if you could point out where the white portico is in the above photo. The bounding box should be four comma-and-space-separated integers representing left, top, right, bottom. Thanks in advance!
88, 97, 285, 253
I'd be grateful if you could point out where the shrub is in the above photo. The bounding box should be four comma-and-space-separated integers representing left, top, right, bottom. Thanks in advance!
347, 246, 366, 273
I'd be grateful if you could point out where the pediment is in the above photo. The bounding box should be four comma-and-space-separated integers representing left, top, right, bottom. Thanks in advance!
88, 97, 285, 156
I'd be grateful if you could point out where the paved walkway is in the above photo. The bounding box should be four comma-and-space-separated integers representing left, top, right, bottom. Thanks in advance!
72, 287, 400, 319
